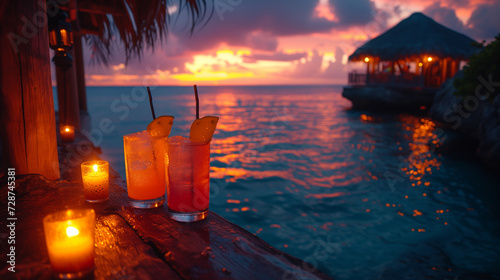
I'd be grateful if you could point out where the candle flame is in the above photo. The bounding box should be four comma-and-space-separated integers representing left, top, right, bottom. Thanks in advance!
93, 164, 98, 172
66, 226, 79, 238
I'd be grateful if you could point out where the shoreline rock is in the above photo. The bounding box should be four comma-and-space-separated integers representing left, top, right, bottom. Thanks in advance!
429, 70, 500, 169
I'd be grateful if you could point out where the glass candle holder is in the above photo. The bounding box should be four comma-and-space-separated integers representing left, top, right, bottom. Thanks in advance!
60, 125, 75, 143
81, 161, 109, 203
43, 209, 95, 279
123, 130, 167, 208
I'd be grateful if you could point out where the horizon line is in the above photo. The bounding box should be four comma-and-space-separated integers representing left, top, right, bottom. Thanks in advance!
52, 84, 348, 87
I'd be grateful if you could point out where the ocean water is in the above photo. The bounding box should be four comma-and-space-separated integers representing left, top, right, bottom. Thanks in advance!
60, 86, 500, 279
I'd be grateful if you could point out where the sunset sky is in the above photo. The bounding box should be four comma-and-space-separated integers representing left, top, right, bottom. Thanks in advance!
66, 0, 500, 86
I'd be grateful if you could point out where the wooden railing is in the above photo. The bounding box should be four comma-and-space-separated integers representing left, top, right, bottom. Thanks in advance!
348, 72, 426, 87
348, 72, 367, 86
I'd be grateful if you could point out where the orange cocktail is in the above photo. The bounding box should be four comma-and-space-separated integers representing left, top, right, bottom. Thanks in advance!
166, 136, 210, 222
124, 130, 167, 208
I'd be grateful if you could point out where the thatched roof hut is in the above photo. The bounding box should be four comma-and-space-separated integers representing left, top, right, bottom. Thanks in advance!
347, 12, 479, 89
349, 12, 478, 61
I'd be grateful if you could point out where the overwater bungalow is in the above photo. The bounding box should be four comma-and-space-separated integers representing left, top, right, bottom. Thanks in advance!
343, 12, 478, 110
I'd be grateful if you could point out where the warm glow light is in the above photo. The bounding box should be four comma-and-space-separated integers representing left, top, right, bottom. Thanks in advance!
66, 226, 79, 238
60, 29, 67, 44
427, 57, 433, 62
81, 161, 109, 202
60, 125, 75, 143
43, 209, 95, 276
360, 114, 374, 122
418, 62, 423, 67
364, 57, 370, 62
172, 71, 254, 83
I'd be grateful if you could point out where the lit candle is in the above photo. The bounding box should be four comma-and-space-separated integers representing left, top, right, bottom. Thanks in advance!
43, 209, 95, 279
81, 161, 109, 203
60, 125, 75, 143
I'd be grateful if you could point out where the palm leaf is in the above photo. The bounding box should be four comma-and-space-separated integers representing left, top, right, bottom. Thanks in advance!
79, 0, 212, 65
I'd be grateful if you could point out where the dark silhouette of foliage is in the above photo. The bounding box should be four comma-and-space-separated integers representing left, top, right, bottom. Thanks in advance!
454, 35, 500, 100
81, 0, 213, 66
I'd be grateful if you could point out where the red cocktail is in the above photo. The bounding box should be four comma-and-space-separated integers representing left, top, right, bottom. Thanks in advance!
166, 136, 210, 222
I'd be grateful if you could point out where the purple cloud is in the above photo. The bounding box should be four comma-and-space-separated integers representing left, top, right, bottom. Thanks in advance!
422, 2, 499, 42
167, 0, 336, 54
423, 3, 466, 33
329, 0, 377, 26
467, 1, 500, 40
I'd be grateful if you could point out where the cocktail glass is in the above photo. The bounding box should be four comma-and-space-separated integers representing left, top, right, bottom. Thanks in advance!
166, 136, 210, 222
124, 131, 167, 208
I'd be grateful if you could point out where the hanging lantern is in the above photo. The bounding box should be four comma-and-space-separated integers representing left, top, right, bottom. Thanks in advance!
48, 10, 73, 69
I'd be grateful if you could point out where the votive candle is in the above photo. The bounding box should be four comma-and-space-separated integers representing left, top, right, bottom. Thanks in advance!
81, 161, 109, 203
43, 209, 95, 279
60, 125, 75, 143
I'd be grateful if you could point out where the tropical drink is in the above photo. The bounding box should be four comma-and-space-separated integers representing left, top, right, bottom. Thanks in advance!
124, 130, 167, 208
167, 136, 210, 219
166, 116, 218, 222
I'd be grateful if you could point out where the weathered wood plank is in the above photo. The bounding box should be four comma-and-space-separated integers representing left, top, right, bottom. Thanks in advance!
0, 0, 60, 180
95, 214, 182, 280
120, 208, 330, 280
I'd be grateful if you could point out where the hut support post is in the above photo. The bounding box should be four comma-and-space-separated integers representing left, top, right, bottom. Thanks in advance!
450, 59, 459, 78
55, 48, 81, 131
74, 37, 87, 112
0, 0, 60, 180
366, 61, 370, 85
70, 0, 88, 112
390, 61, 395, 85
441, 58, 447, 84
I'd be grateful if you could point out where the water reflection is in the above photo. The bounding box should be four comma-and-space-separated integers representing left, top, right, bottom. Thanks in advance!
200, 87, 499, 279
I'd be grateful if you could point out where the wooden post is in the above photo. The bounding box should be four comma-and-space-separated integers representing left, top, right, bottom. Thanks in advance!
441, 58, 447, 85
55, 49, 81, 131
450, 59, 458, 78
70, 0, 87, 112
0, 0, 60, 180
366, 60, 370, 85
73, 36, 87, 112
390, 61, 395, 85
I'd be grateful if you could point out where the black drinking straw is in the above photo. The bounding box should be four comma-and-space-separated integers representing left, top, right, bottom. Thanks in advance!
194, 85, 200, 119
147, 86, 156, 120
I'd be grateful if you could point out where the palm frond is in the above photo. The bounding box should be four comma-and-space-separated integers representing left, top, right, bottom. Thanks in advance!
80, 0, 212, 65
